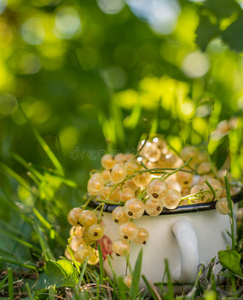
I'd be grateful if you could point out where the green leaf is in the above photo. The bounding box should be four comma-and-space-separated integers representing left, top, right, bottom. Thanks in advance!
222, 14, 243, 51
204, 0, 242, 20
33, 260, 79, 290
0, 276, 8, 290
218, 250, 243, 277
195, 16, 220, 51
129, 248, 143, 300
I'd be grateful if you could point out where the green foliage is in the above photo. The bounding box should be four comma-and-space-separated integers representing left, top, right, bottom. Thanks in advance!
218, 250, 243, 278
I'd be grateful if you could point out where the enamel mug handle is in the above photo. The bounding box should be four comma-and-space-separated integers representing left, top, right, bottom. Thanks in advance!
172, 219, 199, 284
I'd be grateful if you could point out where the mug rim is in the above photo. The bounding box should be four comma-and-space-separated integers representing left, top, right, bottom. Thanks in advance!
91, 187, 243, 216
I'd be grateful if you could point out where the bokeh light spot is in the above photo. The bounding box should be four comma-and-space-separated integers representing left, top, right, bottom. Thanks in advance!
182, 51, 210, 78
21, 18, 45, 45
59, 126, 79, 155
19, 53, 41, 74
54, 7, 81, 39
0, 93, 18, 115
181, 102, 194, 116
97, 0, 125, 15
0, 0, 7, 15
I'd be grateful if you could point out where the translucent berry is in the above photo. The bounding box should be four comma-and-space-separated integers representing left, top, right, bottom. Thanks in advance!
78, 210, 98, 228
133, 228, 149, 245
110, 163, 127, 183
203, 178, 222, 201
123, 179, 138, 191
118, 188, 135, 202
112, 206, 129, 224
143, 142, 161, 162
163, 189, 181, 209
87, 173, 104, 195
88, 249, 99, 265
118, 222, 138, 241
152, 136, 168, 154
87, 224, 105, 240
68, 207, 83, 226
64, 247, 72, 260
195, 152, 207, 164
216, 197, 232, 215
75, 244, 93, 263
176, 169, 193, 187
125, 159, 141, 175
197, 162, 211, 175
147, 179, 169, 200
145, 198, 163, 216
124, 198, 145, 219
69, 226, 85, 237
198, 174, 214, 185
115, 153, 127, 164
190, 184, 203, 195
165, 179, 182, 193
102, 169, 110, 182
133, 172, 151, 187
123, 274, 132, 288
70, 235, 85, 251
101, 154, 116, 170
100, 186, 119, 202
180, 146, 199, 163
112, 239, 130, 256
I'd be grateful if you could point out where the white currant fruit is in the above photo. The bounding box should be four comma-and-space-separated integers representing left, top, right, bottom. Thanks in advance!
87, 173, 104, 195
197, 162, 211, 175
118, 222, 138, 241
88, 249, 99, 265
118, 188, 135, 202
203, 178, 222, 201
133, 172, 151, 187
75, 244, 93, 263
87, 224, 105, 240
145, 198, 163, 216
125, 159, 141, 175
101, 154, 116, 170
110, 163, 127, 183
216, 197, 233, 215
112, 206, 129, 224
123, 274, 132, 288
176, 169, 193, 187
78, 210, 98, 228
68, 207, 83, 226
124, 198, 145, 219
163, 189, 181, 209
147, 179, 169, 200
70, 235, 85, 251
112, 239, 130, 256
165, 179, 182, 193
133, 228, 149, 245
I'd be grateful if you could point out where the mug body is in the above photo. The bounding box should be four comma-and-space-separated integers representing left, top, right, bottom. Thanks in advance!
102, 207, 235, 288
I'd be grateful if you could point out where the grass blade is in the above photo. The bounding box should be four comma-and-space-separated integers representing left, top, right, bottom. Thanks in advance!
164, 259, 174, 299
142, 274, 160, 300
25, 282, 34, 300
0, 256, 37, 270
7, 268, 13, 300
0, 276, 8, 290
129, 248, 143, 300
76, 256, 89, 291
98, 243, 104, 284
224, 173, 236, 250
19, 105, 64, 175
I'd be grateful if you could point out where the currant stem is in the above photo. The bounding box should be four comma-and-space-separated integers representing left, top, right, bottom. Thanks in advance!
162, 156, 194, 181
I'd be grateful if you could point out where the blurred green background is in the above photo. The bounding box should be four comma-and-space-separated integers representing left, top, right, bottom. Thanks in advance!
0, 0, 243, 259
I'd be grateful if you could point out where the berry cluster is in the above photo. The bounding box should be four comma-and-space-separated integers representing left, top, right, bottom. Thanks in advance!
65, 136, 237, 287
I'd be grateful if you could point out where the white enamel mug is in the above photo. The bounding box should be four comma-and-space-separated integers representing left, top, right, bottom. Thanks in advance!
97, 190, 242, 288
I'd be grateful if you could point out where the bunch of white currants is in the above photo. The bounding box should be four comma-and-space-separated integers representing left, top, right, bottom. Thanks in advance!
65, 136, 237, 286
